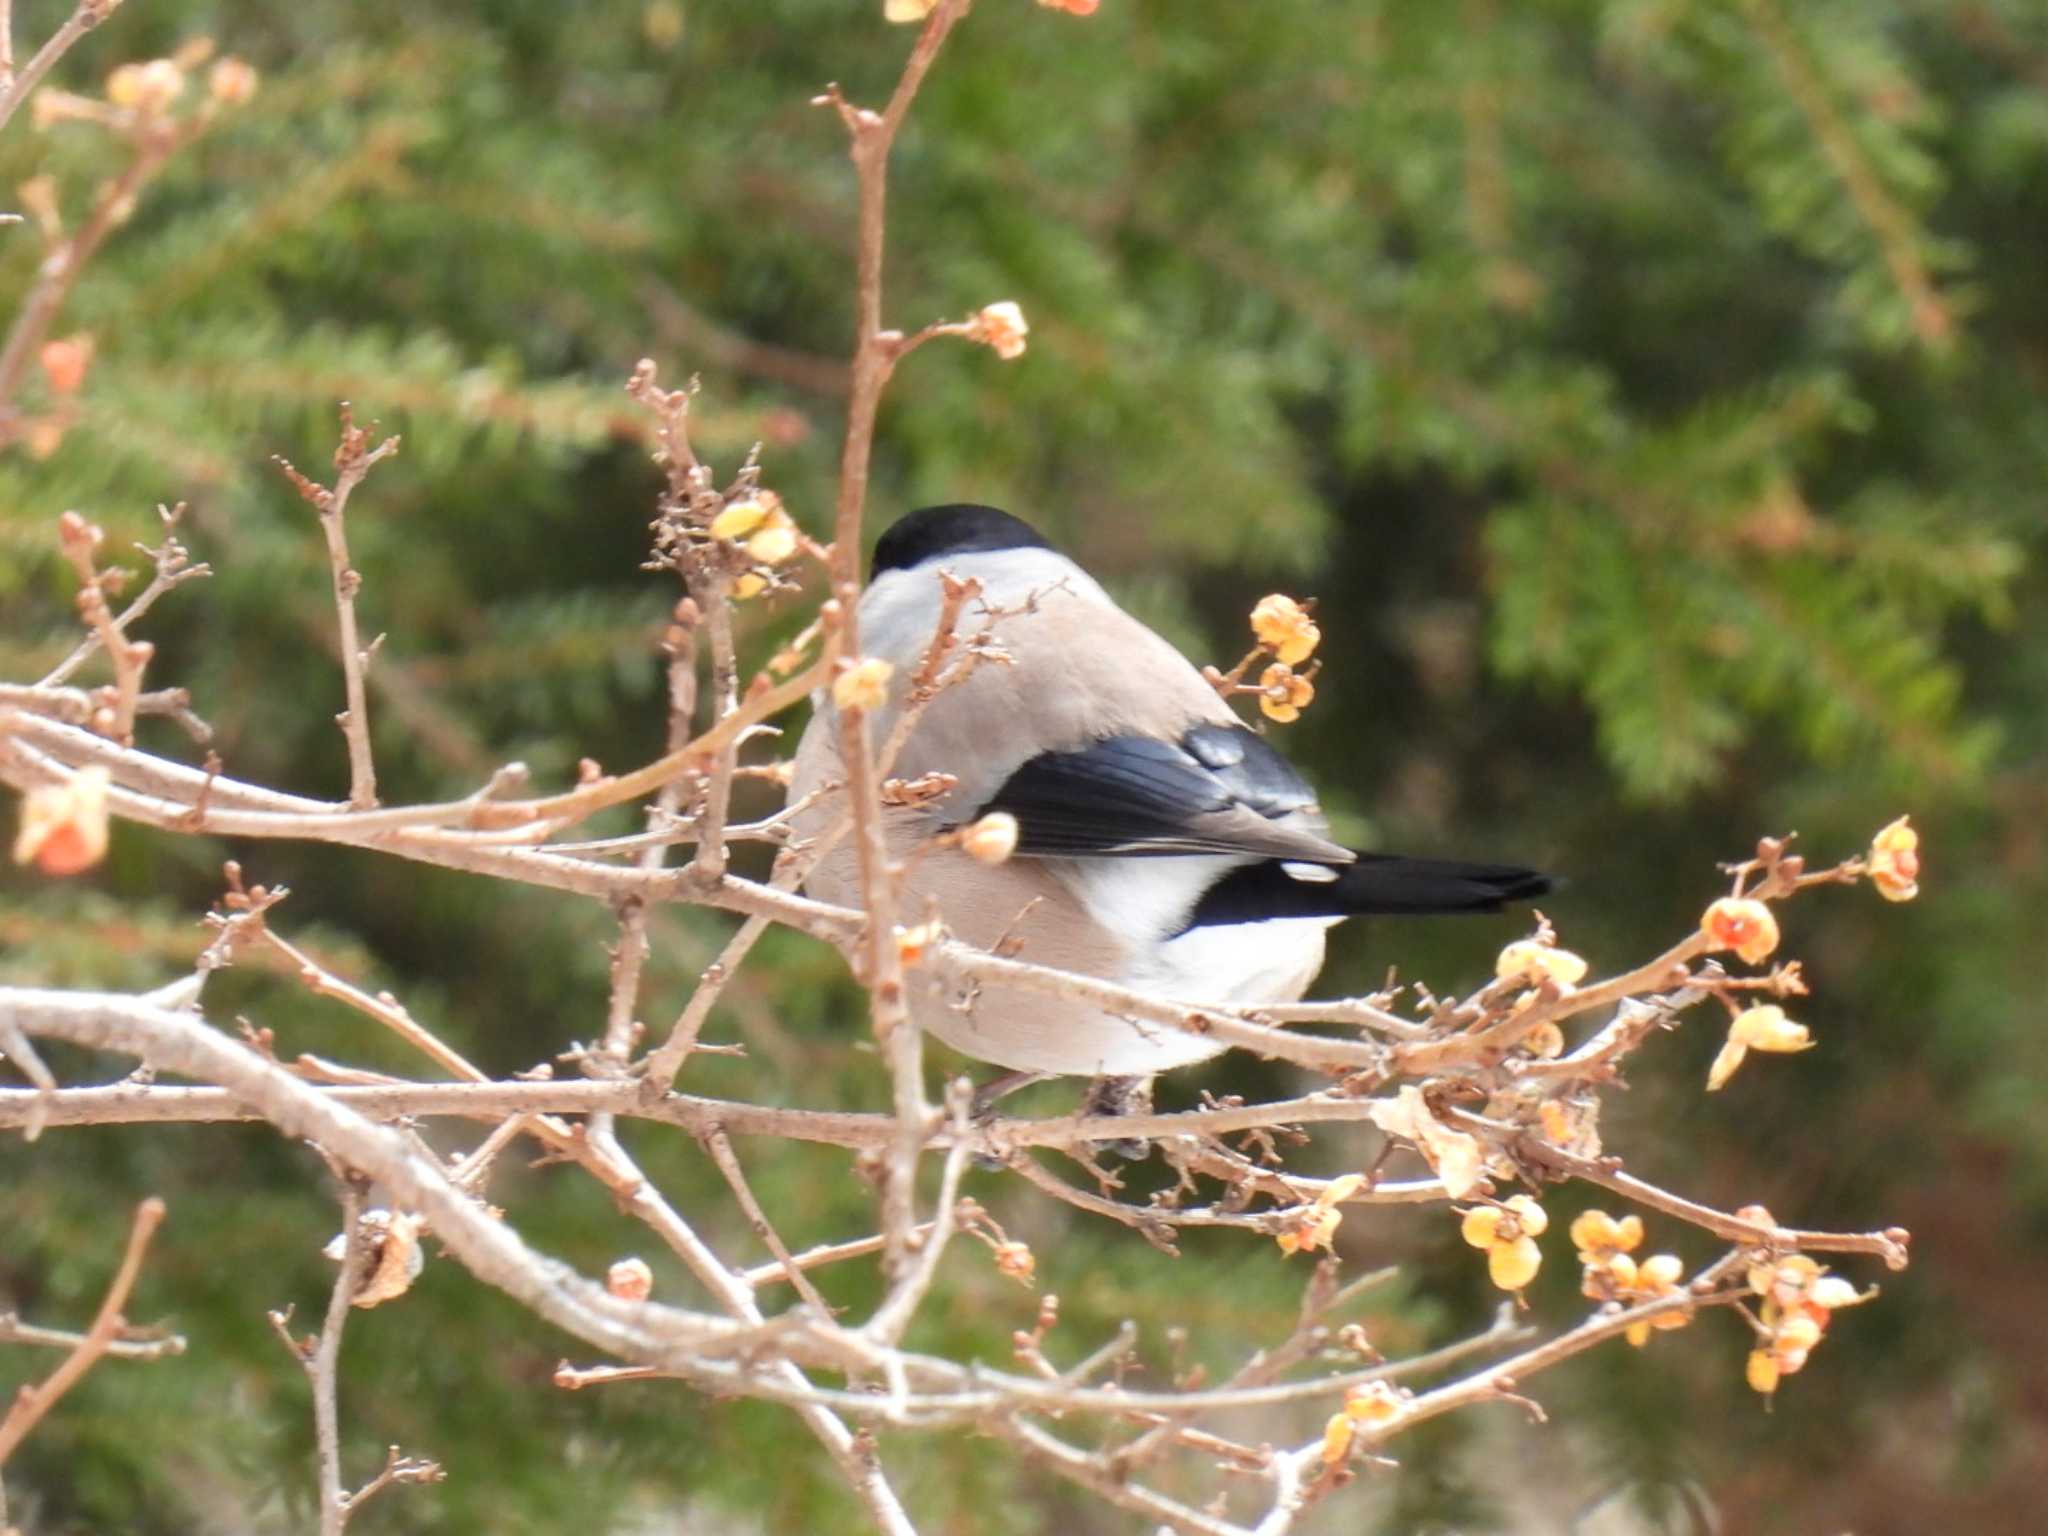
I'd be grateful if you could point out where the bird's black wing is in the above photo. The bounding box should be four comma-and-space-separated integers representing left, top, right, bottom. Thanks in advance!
974, 726, 1350, 863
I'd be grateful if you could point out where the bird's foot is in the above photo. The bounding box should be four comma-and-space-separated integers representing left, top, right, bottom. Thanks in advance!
970, 1069, 1050, 1169
1079, 1074, 1155, 1162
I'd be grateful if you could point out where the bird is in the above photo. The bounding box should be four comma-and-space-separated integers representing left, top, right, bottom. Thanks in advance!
787, 504, 1552, 1114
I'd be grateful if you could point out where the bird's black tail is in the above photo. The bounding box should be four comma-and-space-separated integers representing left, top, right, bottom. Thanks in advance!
1183, 852, 1555, 930
1326, 852, 1556, 915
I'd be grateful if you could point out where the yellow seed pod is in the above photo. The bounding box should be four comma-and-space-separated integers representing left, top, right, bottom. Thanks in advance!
1250, 593, 1321, 665
746, 522, 799, 566
1487, 1234, 1543, 1291
1320, 1412, 1355, 1465
710, 499, 769, 540
1570, 1209, 1621, 1254
1746, 1349, 1781, 1395
1503, 1194, 1549, 1237
1460, 1206, 1504, 1249
1637, 1253, 1685, 1291
1495, 939, 1590, 989
961, 812, 1019, 865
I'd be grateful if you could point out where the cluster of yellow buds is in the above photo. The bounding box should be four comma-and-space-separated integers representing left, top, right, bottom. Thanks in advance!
1275, 1172, 1365, 1256
1459, 1194, 1548, 1291
1320, 1380, 1405, 1465
1699, 895, 1780, 965
1744, 1253, 1865, 1395
1706, 1003, 1814, 1091
710, 491, 799, 598
1230, 594, 1323, 724
1571, 1210, 1689, 1345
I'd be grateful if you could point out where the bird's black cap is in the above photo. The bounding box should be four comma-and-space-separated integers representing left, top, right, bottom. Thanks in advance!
872, 504, 1054, 577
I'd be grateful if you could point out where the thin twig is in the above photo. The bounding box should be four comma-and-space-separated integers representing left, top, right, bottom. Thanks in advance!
312, 1184, 365, 1536
815, 0, 972, 1282
275, 406, 401, 809
0, 1196, 166, 1464
0, 0, 118, 139
0, 1313, 184, 1360
700, 1127, 836, 1318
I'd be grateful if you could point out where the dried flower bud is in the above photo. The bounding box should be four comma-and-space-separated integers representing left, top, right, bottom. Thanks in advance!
56, 510, 102, 555
1250, 593, 1320, 665
13, 766, 112, 875
1488, 1233, 1543, 1290
17, 175, 61, 236
885, 0, 941, 19
1868, 815, 1920, 902
644, 1, 685, 49
325, 1209, 425, 1308
207, 56, 259, 105
1525, 1021, 1566, 1058
108, 58, 186, 115
1275, 1172, 1363, 1256
1320, 1412, 1354, 1465
1706, 1038, 1748, 1092
1700, 896, 1780, 965
992, 1240, 1035, 1285
970, 300, 1029, 360
1460, 1205, 1503, 1248
746, 520, 798, 566
1569, 1209, 1643, 1258
895, 920, 943, 967
1258, 661, 1315, 723
1637, 1253, 1685, 1292
1463, 1195, 1546, 1289
961, 811, 1019, 865
711, 498, 770, 541
1745, 1348, 1781, 1395
1495, 938, 1589, 990
832, 657, 894, 712
39, 334, 94, 396
732, 572, 767, 600
1344, 1381, 1401, 1424
1775, 1311, 1824, 1354
607, 1256, 654, 1301
1749, 1254, 1822, 1308
1728, 1003, 1813, 1054
1809, 1276, 1862, 1310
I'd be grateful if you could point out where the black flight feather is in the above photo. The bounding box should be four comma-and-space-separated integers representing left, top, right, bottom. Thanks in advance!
1180, 853, 1555, 932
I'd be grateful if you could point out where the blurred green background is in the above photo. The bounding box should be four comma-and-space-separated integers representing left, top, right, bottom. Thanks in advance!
3, 0, 2045, 1531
